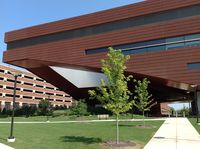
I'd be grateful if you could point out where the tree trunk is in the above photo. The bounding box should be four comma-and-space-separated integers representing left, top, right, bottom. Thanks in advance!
116, 114, 119, 144
143, 111, 145, 126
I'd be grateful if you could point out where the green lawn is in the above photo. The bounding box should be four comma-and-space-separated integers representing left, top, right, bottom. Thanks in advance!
188, 118, 200, 134
0, 120, 163, 149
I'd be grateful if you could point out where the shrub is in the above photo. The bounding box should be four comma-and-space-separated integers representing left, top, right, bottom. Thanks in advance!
52, 110, 65, 117
70, 100, 90, 116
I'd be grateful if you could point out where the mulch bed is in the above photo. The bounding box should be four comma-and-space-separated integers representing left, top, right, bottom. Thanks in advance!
103, 140, 136, 148
135, 125, 156, 129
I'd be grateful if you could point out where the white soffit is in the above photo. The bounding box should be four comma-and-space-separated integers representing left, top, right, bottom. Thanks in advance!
50, 66, 107, 88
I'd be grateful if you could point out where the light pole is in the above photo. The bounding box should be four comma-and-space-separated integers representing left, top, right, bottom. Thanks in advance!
7, 71, 21, 142
46, 95, 50, 122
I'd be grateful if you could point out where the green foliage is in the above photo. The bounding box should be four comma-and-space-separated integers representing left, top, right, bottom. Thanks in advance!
134, 78, 157, 113
52, 110, 66, 117
70, 100, 89, 116
88, 47, 133, 115
53, 105, 68, 110
15, 106, 37, 117
178, 105, 191, 117
37, 99, 53, 116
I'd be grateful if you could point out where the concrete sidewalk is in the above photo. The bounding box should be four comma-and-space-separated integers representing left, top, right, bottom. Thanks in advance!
144, 118, 200, 149
0, 143, 14, 149
0, 118, 165, 124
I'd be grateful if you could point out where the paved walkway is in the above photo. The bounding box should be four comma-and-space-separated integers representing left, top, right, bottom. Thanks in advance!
144, 118, 200, 149
0, 118, 165, 124
0, 143, 14, 149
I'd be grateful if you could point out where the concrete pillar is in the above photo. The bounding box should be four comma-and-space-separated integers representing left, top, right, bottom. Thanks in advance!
197, 91, 200, 114
19, 102, 23, 107
1, 101, 5, 111
150, 103, 161, 117
3, 85, 6, 89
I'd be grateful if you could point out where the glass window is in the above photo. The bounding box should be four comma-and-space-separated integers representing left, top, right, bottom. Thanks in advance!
86, 33, 200, 55
147, 45, 166, 53
115, 42, 146, 50
166, 36, 184, 43
185, 40, 200, 47
185, 34, 200, 40
145, 39, 165, 46
166, 42, 185, 50
129, 48, 147, 54
122, 50, 131, 55
85, 48, 107, 55
187, 62, 200, 69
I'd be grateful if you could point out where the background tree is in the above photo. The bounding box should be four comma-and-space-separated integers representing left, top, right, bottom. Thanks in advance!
70, 100, 89, 116
89, 47, 133, 144
37, 99, 52, 116
134, 78, 157, 126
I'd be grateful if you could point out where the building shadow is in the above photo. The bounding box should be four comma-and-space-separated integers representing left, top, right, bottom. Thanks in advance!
60, 136, 102, 144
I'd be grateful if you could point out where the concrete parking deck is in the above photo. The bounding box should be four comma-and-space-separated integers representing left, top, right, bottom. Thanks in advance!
144, 118, 200, 149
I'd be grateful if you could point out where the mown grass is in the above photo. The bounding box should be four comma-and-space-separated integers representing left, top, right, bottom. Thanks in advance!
0, 120, 163, 149
188, 118, 200, 134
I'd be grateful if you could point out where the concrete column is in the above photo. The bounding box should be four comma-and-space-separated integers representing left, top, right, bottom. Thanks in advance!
150, 103, 161, 117
197, 91, 200, 114
19, 102, 23, 108
3, 85, 6, 89
3, 77, 7, 81
2, 93, 5, 97
1, 101, 5, 111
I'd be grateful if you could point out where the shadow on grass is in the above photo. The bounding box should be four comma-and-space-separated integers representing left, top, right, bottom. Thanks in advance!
118, 124, 135, 127
60, 136, 102, 144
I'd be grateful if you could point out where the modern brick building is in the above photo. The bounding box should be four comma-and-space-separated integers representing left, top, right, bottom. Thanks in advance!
0, 65, 72, 110
3, 0, 200, 115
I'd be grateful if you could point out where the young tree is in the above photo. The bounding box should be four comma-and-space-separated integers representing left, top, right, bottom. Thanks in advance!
134, 78, 157, 126
89, 47, 133, 144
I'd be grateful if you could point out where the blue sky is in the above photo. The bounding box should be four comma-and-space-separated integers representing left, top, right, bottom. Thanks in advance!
0, 0, 143, 64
